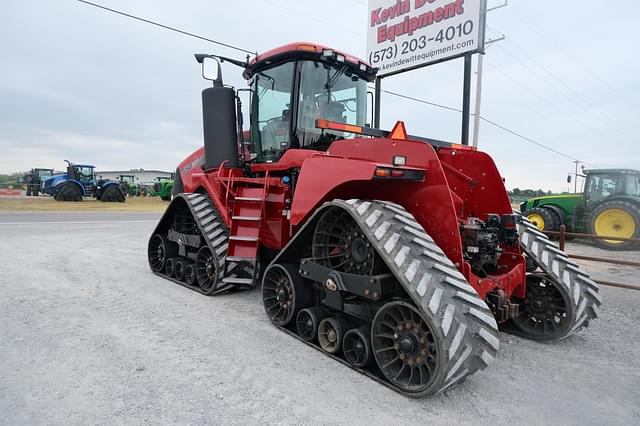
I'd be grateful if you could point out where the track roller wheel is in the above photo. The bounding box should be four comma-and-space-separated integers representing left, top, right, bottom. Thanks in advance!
174, 260, 185, 281
184, 263, 197, 286
343, 327, 372, 368
509, 274, 573, 341
195, 246, 219, 293
262, 263, 311, 326
296, 307, 328, 342
371, 301, 440, 394
148, 234, 177, 272
165, 258, 177, 278
318, 317, 347, 354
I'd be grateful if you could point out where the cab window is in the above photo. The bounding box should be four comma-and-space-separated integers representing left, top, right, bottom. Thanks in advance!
251, 62, 295, 162
74, 167, 93, 180
296, 61, 367, 151
587, 174, 624, 203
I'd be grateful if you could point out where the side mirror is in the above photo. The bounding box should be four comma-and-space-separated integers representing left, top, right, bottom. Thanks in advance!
203, 57, 220, 81
567, 174, 572, 184
195, 54, 223, 86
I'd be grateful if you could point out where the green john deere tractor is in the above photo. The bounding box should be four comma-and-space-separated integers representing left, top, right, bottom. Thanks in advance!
521, 169, 639, 250
152, 176, 174, 201
117, 175, 139, 197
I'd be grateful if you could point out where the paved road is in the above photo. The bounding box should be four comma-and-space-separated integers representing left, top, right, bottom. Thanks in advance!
0, 214, 638, 425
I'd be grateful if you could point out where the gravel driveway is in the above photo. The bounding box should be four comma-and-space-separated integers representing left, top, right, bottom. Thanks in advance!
1, 212, 638, 425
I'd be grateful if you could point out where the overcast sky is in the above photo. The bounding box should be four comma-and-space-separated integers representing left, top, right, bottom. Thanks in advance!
1, 0, 638, 191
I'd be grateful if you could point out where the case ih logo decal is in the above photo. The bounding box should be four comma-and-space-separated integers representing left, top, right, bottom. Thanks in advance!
182, 156, 205, 174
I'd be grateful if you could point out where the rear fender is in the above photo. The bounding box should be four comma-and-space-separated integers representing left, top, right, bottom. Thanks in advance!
294, 138, 464, 267
101, 181, 119, 190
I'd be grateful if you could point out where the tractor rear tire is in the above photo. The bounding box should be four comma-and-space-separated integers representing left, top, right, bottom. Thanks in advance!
55, 183, 82, 202
588, 200, 639, 250
101, 186, 126, 202
523, 207, 561, 235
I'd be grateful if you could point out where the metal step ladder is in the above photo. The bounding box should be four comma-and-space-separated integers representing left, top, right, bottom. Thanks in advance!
222, 181, 268, 288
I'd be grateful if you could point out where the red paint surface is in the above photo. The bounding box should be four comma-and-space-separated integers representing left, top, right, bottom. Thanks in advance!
177, 135, 526, 301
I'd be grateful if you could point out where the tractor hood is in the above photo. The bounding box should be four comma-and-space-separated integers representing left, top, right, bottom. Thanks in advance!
42, 174, 69, 188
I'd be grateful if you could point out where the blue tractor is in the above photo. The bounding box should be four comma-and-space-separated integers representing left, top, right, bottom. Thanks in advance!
41, 160, 125, 202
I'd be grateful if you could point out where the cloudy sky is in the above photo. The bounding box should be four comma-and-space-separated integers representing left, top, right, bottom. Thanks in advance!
1, 0, 638, 191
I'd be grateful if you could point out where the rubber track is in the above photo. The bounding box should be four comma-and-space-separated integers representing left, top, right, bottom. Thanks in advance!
101, 186, 125, 202
517, 216, 602, 337
150, 193, 238, 295
270, 199, 500, 396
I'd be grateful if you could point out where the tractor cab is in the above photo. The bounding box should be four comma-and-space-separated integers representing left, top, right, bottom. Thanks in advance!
243, 44, 375, 163
66, 162, 96, 195
33, 168, 54, 180
66, 162, 96, 184
197, 43, 376, 170
583, 169, 640, 208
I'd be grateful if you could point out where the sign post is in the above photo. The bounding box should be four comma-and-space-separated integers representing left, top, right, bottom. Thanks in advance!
461, 53, 472, 145
367, 0, 487, 143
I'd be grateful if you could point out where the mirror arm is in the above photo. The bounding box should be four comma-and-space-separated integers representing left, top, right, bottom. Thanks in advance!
194, 53, 248, 68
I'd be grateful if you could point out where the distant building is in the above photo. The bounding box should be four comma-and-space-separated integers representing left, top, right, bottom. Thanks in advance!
95, 169, 172, 185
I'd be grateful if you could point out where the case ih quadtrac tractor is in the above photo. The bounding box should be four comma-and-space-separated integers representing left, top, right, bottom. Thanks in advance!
148, 43, 601, 396
42, 161, 125, 202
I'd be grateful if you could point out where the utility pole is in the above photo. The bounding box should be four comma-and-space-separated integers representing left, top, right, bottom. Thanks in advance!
472, 1, 508, 148
471, 54, 484, 148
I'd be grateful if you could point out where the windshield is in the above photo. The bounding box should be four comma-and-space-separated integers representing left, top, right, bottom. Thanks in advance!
250, 60, 368, 162
296, 61, 367, 150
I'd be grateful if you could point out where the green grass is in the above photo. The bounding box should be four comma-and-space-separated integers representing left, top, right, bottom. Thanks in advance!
0, 196, 168, 212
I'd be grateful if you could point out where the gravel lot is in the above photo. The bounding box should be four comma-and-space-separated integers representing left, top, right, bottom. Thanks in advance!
1, 212, 638, 425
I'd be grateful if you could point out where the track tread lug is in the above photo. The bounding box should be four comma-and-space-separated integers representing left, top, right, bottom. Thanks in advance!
514, 215, 602, 340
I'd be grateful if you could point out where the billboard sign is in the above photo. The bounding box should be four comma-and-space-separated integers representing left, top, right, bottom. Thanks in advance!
367, 0, 487, 77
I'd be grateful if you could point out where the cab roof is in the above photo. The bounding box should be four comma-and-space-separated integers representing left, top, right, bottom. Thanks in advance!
243, 42, 376, 82
72, 164, 95, 168
585, 168, 639, 175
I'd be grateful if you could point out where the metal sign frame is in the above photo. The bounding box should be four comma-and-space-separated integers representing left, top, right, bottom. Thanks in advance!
370, 0, 488, 145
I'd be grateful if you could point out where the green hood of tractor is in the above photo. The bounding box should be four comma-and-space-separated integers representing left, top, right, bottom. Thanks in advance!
520, 194, 583, 215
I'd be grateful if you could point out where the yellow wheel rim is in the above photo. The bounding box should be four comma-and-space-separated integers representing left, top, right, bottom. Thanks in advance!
528, 213, 545, 231
594, 208, 636, 244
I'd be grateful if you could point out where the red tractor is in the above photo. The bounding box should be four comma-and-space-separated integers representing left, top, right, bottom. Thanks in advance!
148, 42, 601, 396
